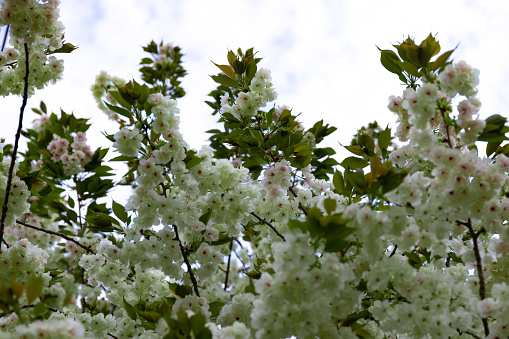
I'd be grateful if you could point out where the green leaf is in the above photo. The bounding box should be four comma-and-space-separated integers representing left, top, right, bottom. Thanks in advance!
212, 62, 236, 80
378, 126, 391, 151
48, 42, 78, 54
432, 49, 455, 71
344, 145, 364, 156
380, 50, 403, 75
40, 101, 47, 114
208, 301, 225, 322
340, 156, 368, 169
124, 298, 137, 320
112, 200, 128, 223
246, 60, 257, 81
359, 134, 376, 156
210, 74, 237, 88
108, 90, 132, 110
378, 168, 407, 194
185, 155, 202, 169
104, 102, 132, 119
189, 313, 206, 336
199, 209, 212, 225
333, 170, 344, 195
26, 276, 44, 304
86, 212, 120, 233
109, 155, 138, 162
246, 271, 261, 279
140, 57, 153, 65
487, 141, 502, 157
323, 198, 337, 215
401, 61, 420, 77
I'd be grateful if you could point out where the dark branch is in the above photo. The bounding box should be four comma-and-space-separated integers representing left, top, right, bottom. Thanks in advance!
288, 186, 308, 216
389, 244, 398, 258
16, 220, 95, 254
224, 240, 233, 291
0, 303, 64, 317
174, 224, 200, 297
250, 212, 285, 241
458, 218, 489, 337
0, 43, 30, 246
1, 25, 9, 52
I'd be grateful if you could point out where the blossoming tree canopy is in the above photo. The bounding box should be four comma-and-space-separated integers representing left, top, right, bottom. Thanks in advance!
1, 2, 509, 339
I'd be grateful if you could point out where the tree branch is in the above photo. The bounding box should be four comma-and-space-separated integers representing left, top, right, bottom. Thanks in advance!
458, 218, 489, 337
0, 303, 64, 317
173, 224, 200, 297
16, 220, 95, 254
439, 105, 453, 148
250, 212, 285, 241
389, 244, 398, 258
0, 43, 30, 246
1, 25, 9, 52
224, 240, 233, 291
288, 186, 308, 216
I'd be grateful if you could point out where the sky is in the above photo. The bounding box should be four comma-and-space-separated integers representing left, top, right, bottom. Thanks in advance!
2, 0, 509, 161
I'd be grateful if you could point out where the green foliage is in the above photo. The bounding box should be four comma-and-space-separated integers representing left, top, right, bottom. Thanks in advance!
477, 114, 509, 157
206, 50, 338, 181
139, 41, 187, 99
378, 33, 456, 88
289, 207, 355, 253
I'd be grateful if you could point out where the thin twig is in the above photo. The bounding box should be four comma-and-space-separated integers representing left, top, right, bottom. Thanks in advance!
439, 105, 453, 148
16, 220, 95, 254
458, 218, 489, 337
0, 43, 30, 246
108, 333, 118, 339
0, 303, 64, 317
456, 328, 482, 339
224, 240, 233, 291
340, 241, 354, 258
1, 25, 9, 52
2, 239, 9, 248
174, 224, 200, 297
288, 186, 308, 216
389, 244, 398, 258
250, 212, 285, 241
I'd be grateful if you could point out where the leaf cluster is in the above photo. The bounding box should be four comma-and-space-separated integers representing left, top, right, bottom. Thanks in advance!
378, 33, 455, 87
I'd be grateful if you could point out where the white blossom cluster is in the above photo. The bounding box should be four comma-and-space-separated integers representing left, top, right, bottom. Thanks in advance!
251, 231, 359, 339
0, 153, 30, 228
153, 42, 175, 67
113, 128, 144, 157
0, 238, 49, 287
4, 211, 58, 248
220, 68, 278, 119
90, 71, 127, 120
0, 319, 84, 339
0, 0, 65, 96
47, 132, 94, 175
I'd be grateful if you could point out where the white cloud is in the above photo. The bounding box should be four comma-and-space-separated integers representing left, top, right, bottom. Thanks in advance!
2, 0, 509, 157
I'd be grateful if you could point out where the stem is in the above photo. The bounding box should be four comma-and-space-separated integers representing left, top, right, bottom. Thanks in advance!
250, 212, 285, 241
16, 220, 95, 254
1, 25, 9, 52
0, 303, 64, 317
0, 43, 30, 246
75, 178, 84, 232
439, 105, 453, 148
389, 244, 398, 258
224, 240, 233, 291
173, 224, 200, 297
288, 186, 308, 216
456, 329, 482, 339
458, 219, 489, 337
